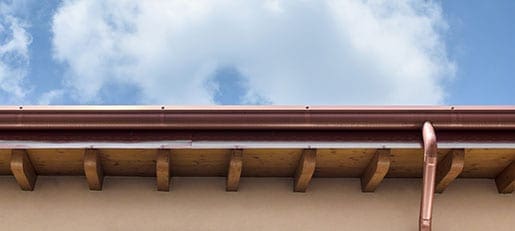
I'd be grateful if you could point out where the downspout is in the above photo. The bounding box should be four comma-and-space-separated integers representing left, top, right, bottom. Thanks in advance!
420, 121, 438, 231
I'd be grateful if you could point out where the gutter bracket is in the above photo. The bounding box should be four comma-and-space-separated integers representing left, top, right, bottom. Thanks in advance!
420, 121, 438, 231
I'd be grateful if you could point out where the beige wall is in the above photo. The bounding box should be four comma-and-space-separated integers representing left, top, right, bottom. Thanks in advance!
0, 177, 513, 231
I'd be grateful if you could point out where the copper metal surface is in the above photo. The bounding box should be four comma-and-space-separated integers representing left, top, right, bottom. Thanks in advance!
0, 130, 514, 146
420, 122, 438, 231
0, 106, 515, 130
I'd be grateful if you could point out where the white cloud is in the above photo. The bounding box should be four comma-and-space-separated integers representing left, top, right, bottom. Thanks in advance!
37, 89, 65, 105
0, 2, 32, 103
51, 0, 454, 105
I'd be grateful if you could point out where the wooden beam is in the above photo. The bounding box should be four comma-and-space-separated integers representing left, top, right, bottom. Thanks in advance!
10, 149, 37, 191
84, 149, 104, 191
156, 149, 171, 191
435, 149, 464, 193
361, 149, 390, 192
495, 161, 514, 193
226, 149, 243, 191
294, 149, 317, 192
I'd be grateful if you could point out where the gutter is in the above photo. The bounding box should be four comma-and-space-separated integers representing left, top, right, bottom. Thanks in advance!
0, 105, 514, 130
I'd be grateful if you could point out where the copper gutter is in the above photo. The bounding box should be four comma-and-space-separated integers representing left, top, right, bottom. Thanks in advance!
0, 105, 515, 130
420, 122, 438, 231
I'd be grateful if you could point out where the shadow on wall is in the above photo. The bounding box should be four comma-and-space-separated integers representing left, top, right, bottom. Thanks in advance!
0, 177, 512, 231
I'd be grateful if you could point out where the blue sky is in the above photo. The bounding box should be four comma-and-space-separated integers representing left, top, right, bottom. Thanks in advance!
443, 1, 515, 104
0, 0, 514, 105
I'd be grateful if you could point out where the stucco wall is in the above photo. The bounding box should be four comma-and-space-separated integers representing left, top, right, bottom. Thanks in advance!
0, 177, 513, 230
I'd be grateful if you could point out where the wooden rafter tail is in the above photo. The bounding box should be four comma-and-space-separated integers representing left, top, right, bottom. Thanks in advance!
226, 149, 243, 191
84, 149, 104, 191
156, 149, 172, 192
495, 161, 514, 194
435, 149, 465, 193
294, 149, 317, 192
360, 149, 391, 192
10, 149, 37, 191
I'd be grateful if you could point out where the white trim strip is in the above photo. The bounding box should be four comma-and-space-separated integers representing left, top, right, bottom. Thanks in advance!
0, 140, 514, 149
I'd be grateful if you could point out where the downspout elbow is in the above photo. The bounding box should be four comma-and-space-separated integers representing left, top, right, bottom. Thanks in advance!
422, 121, 438, 158
420, 121, 438, 231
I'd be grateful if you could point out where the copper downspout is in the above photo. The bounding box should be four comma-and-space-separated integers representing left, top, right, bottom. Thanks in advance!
420, 122, 438, 231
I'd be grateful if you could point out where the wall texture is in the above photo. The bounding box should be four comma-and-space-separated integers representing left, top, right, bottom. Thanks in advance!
0, 177, 513, 231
